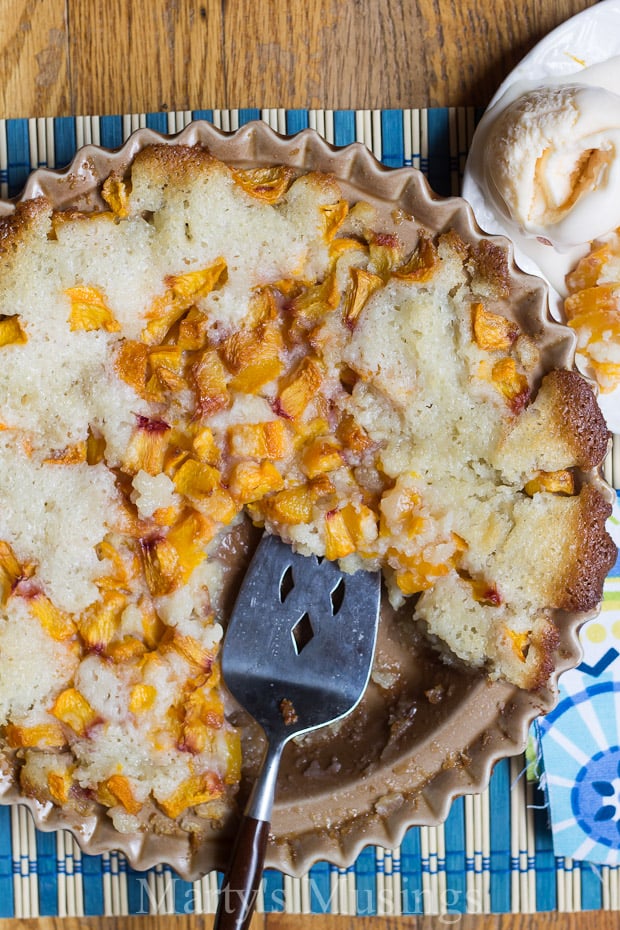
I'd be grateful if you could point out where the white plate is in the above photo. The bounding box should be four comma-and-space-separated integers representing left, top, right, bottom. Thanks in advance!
462, 0, 620, 431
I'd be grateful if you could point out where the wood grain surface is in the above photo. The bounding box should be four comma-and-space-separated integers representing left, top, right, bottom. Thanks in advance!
0, 0, 600, 118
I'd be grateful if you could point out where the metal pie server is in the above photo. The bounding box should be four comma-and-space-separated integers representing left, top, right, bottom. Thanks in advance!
214, 532, 381, 930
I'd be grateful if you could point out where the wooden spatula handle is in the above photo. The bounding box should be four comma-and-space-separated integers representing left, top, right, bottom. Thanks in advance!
214, 815, 271, 930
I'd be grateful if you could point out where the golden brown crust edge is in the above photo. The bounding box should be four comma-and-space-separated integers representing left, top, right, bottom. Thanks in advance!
467, 238, 511, 300
0, 198, 51, 257
524, 618, 561, 692
131, 142, 219, 180
539, 368, 616, 614
560, 484, 617, 613
545, 368, 611, 469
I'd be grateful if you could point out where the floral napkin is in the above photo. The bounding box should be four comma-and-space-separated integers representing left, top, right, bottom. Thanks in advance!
536, 491, 620, 864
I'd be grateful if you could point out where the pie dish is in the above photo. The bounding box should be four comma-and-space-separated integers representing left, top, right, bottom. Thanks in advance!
0, 120, 614, 879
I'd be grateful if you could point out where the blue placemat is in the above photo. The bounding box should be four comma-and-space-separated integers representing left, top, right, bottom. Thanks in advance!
0, 106, 617, 918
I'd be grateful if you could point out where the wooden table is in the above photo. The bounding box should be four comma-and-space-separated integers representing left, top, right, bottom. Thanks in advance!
0, 0, 600, 117
0, 0, 609, 928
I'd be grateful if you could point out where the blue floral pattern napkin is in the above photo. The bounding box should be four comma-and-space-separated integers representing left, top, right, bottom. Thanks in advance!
537, 492, 620, 863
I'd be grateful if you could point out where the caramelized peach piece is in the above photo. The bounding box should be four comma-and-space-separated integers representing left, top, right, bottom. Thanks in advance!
29, 593, 76, 641
158, 771, 223, 819
163, 630, 214, 672
173, 459, 222, 498
565, 282, 620, 320
169, 262, 228, 301
0, 540, 26, 605
393, 233, 439, 282
229, 357, 283, 394
232, 166, 296, 203
229, 460, 284, 504
224, 323, 284, 393
77, 591, 126, 650
0, 314, 27, 347
564, 285, 620, 350
179, 718, 208, 755
471, 303, 519, 351
525, 470, 575, 496
260, 485, 314, 525
469, 578, 502, 606
368, 232, 404, 278
139, 536, 183, 596
152, 505, 178, 527
65, 286, 120, 333
6, 722, 67, 749
143, 259, 227, 344
274, 357, 323, 421
104, 774, 143, 814
343, 267, 383, 328
197, 488, 239, 525
505, 627, 529, 663
107, 636, 147, 663
290, 274, 340, 328
50, 688, 98, 736
301, 436, 343, 478
101, 175, 131, 217
139, 597, 166, 649
452, 532, 468, 550
47, 769, 73, 804
145, 367, 178, 402
192, 349, 229, 418
243, 286, 279, 326
320, 200, 349, 240
324, 509, 356, 560
95, 539, 130, 591
129, 683, 157, 714
340, 501, 378, 549
166, 509, 216, 581
328, 237, 368, 263
190, 426, 220, 465
123, 416, 171, 476
589, 359, 620, 390
491, 357, 530, 413
293, 416, 330, 447
228, 420, 291, 461
179, 690, 225, 753
566, 243, 611, 292
148, 345, 184, 374
335, 414, 373, 455
395, 561, 450, 595
115, 340, 149, 395
308, 474, 336, 501
177, 307, 210, 350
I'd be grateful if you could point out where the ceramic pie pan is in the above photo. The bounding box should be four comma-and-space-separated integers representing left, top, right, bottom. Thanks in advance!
0, 120, 611, 880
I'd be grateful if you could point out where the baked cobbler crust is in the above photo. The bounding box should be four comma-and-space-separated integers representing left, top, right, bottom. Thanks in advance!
0, 143, 614, 839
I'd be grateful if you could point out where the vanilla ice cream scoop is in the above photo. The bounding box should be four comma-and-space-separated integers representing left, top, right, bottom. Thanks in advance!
484, 84, 620, 251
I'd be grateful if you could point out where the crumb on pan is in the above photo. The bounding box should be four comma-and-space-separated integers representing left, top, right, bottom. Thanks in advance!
280, 698, 299, 726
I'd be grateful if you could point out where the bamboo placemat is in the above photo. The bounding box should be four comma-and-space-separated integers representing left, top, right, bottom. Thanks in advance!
0, 106, 618, 919
0, 107, 479, 201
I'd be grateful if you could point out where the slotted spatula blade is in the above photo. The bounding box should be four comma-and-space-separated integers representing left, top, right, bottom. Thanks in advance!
215, 532, 381, 930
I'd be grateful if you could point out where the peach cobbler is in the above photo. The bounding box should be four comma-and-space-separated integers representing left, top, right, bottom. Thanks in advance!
0, 144, 613, 837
